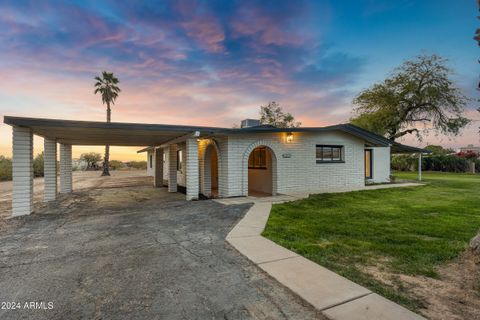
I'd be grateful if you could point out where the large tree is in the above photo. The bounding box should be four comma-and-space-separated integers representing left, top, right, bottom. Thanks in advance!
80, 152, 102, 170
259, 101, 301, 128
94, 71, 121, 176
350, 55, 470, 141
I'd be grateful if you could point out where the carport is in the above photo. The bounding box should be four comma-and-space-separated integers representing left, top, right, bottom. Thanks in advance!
4, 116, 225, 217
390, 142, 431, 181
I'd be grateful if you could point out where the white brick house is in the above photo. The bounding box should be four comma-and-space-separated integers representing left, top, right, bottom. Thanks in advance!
4, 116, 427, 216
140, 119, 424, 199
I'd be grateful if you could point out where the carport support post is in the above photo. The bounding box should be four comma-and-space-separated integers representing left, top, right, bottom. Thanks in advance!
418, 153, 422, 181
185, 138, 199, 200
154, 148, 164, 187
168, 144, 177, 192
44, 138, 57, 201
12, 126, 34, 216
59, 144, 72, 193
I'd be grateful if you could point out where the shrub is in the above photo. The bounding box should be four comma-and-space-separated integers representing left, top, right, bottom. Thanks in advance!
392, 154, 471, 173
0, 156, 12, 181
109, 160, 125, 170
33, 152, 44, 177
473, 158, 480, 173
422, 155, 469, 172
80, 152, 102, 170
127, 161, 147, 170
424, 145, 455, 155
456, 151, 479, 159
391, 154, 416, 171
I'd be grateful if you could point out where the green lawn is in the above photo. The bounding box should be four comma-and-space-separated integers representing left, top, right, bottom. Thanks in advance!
263, 172, 480, 311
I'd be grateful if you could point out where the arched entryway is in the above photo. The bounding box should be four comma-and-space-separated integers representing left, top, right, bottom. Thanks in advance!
202, 140, 221, 198
242, 142, 278, 197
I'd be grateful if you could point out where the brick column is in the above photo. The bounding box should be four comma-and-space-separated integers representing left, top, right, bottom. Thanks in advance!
12, 126, 33, 216
168, 144, 177, 192
185, 138, 199, 200
43, 138, 57, 201
154, 148, 164, 187
59, 144, 72, 193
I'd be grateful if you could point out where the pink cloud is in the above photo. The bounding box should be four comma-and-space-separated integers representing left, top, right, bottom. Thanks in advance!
181, 18, 225, 53
172, 0, 225, 53
231, 5, 308, 46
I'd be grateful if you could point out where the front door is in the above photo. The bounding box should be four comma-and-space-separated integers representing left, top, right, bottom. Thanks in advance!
365, 149, 373, 179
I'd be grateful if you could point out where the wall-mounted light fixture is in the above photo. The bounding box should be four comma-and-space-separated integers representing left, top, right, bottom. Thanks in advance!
286, 132, 293, 143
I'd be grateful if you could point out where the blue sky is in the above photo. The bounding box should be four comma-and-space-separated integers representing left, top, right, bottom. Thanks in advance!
0, 0, 478, 159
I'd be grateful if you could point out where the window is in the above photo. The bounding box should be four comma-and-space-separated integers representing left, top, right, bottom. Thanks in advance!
365, 149, 373, 179
316, 145, 344, 163
248, 147, 267, 169
149, 154, 153, 169
177, 150, 183, 172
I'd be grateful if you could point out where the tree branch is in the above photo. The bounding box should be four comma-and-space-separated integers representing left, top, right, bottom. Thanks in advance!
391, 128, 419, 140
409, 118, 431, 122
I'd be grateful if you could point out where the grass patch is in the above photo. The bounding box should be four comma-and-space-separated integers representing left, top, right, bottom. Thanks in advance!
263, 172, 480, 311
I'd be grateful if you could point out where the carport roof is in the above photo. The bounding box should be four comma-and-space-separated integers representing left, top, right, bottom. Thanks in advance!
4, 116, 227, 146
4, 116, 430, 153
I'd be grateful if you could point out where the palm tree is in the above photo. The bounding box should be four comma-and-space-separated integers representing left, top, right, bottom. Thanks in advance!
94, 71, 121, 176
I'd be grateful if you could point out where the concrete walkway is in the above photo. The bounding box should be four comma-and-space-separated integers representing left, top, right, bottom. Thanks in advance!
219, 183, 426, 320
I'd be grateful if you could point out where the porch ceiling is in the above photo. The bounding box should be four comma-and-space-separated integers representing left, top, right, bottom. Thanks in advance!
4, 116, 225, 146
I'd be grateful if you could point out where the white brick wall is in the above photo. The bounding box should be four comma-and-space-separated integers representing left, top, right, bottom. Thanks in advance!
185, 138, 199, 200
198, 138, 223, 197
12, 126, 33, 216
59, 144, 72, 193
44, 138, 57, 201
169, 131, 375, 199
369, 147, 391, 183
221, 131, 367, 197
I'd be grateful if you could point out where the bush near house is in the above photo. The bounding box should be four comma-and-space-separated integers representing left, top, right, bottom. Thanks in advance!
0, 153, 45, 181
0, 156, 12, 181
126, 161, 147, 170
108, 160, 125, 170
33, 152, 44, 177
392, 153, 479, 173
457, 150, 479, 159
79, 152, 102, 170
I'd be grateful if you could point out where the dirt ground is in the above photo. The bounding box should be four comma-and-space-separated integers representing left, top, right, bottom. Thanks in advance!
363, 251, 480, 320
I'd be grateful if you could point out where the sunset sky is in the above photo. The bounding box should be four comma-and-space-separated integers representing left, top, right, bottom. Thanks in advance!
0, 0, 478, 161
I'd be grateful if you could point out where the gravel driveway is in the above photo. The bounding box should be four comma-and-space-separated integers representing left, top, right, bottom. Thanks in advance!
0, 184, 323, 319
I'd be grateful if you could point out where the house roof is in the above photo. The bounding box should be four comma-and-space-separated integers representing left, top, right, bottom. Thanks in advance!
137, 146, 154, 153
3, 116, 227, 146
3, 116, 430, 153
335, 124, 431, 154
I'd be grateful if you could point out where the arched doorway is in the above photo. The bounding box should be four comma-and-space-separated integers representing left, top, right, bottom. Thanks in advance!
202, 141, 220, 198
245, 145, 277, 196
